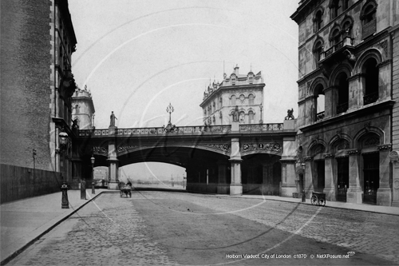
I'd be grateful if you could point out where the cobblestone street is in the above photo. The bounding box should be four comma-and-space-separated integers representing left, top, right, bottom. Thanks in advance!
8, 192, 399, 265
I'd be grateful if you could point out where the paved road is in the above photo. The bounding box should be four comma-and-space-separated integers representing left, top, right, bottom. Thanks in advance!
8, 192, 399, 265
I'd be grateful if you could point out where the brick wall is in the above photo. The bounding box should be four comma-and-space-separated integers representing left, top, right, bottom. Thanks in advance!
0, 0, 53, 170
392, 29, 399, 151
0, 164, 62, 204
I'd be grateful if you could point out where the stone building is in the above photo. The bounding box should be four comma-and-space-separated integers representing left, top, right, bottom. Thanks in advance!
291, 0, 399, 206
200, 66, 264, 126
1, 0, 78, 186
71, 86, 95, 130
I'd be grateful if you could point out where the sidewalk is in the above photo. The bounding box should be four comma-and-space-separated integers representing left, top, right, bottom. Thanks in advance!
0, 189, 107, 265
1, 189, 398, 265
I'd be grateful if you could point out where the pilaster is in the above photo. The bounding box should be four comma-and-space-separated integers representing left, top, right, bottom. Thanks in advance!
347, 149, 363, 204
377, 144, 392, 206
230, 138, 242, 196
390, 151, 399, 207
323, 153, 336, 201
304, 156, 314, 198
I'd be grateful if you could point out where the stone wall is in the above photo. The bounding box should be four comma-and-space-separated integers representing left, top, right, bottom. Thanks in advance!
0, 164, 62, 204
392, 28, 399, 151
0, 0, 53, 170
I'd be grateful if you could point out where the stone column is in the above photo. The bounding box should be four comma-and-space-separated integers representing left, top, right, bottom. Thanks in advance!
107, 140, 119, 190
304, 156, 314, 198
347, 149, 362, 204
323, 153, 336, 201
230, 138, 242, 196
280, 136, 297, 197
217, 161, 229, 194
390, 151, 399, 207
323, 86, 335, 118
377, 144, 392, 206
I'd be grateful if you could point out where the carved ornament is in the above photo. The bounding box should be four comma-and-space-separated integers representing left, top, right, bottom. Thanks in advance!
205, 144, 230, 152
348, 149, 359, 155
378, 144, 392, 151
242, 143, 281, 152
389, 151, 399, 163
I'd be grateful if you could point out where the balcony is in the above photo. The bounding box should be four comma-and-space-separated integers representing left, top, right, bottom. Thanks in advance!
336, 102, 348, 114
316, 111, 325, 121
364, 91, 378, 105
320, 36, 353, 65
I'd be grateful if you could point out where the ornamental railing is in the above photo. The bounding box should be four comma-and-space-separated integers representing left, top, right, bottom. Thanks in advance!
78, 123, 285, 137
363, 91, 378, 105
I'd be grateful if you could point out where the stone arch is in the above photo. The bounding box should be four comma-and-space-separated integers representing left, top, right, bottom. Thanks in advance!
307, 139, 327, 159
353, 126, 384, 150
353, 48, 383, 75
310, 76, 328, 96
329, 134, 351, 156
328, 62, 353, 87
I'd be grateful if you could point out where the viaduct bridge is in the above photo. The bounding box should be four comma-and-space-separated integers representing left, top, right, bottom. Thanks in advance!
74, 120, 297, 196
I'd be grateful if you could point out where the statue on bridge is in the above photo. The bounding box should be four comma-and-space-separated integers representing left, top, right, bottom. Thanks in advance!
285, 108, 295, 120
110, 111, 117, 127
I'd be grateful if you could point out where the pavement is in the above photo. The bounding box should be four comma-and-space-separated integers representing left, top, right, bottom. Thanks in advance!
1, 188, 399, 265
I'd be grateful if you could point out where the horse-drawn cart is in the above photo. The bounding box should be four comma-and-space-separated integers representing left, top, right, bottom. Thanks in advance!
311, 191, 326, 206
119, 182, 132, 198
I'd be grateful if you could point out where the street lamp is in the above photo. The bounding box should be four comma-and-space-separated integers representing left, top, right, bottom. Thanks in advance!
91, 155, 95, 194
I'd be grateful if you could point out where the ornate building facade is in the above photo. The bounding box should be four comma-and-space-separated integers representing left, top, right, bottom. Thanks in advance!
71, 86, 95, 130
1, 0, 78, 189
200, 66, 264, 126
291, 0, 399, 206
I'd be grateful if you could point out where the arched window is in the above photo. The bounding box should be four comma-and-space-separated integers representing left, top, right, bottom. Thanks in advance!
313, 38, 324, 66
341, 16, 354, 39
342, 0, 350, 10
239, 94, 245, 104
248, 94, 255, 105
330, 27, 341, 47
330, 0, 341, 19
239, 111, 245, 123
336, 72, 349, 114
361, 1, 377, 39
248, 111, 255, 123
313, 9, 323, 32
315, 84, 325, 121
363, 58, 379, 104
230, 95, 236, 105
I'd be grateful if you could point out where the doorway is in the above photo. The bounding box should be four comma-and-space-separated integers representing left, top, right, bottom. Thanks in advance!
336, 157, 349, 202
363, 153, 379, 204
315, 160, 325, 192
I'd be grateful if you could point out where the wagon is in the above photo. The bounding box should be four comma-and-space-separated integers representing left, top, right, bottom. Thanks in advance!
119, 182, 132, 198
311, 191, 326, 206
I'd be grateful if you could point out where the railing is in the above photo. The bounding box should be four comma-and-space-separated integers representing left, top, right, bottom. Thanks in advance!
336, 102, 348, 114
316, 111, 325, 121
363, 91, 378, 105
322, 36, 352, 60
78, 123, 285, 137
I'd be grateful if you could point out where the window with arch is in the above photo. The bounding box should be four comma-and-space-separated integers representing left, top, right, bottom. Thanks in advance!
239, 94, 245, 104
313, 8, 323, 32
336, 72, 349, 114
361, 1, 377, 39
341, 16, 353, 39
239, 111, 245, 123
315, 84, 325, 121
313, 38, 324, 66
230, 95, 236, 105
363, 58, 379, 104
248, 110, 254, 123
248, 94, 255, 105
330, 26, 341, 47
330, 0, 341, 19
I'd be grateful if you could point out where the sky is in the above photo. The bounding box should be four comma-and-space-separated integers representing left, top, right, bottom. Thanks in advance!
68, 0, 300, 180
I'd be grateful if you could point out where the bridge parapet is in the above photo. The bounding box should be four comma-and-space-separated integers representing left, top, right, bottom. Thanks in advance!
78, 123, 285, 138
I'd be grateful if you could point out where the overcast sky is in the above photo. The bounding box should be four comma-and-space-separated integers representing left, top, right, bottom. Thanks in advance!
68, 0, 299, 180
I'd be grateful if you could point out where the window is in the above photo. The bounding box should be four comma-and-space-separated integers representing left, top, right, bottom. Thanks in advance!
361, 1, 377, 39
363, 58, 379, 104
330, 0, 341, 19
248, 111, 254, 123
230, 95, 236, 105
336, 72, 349, 114
315, 84, 325, 121
239, 94, 245, 104
342, 0, 350, 10
248, 94, 255, 105
313, 9, 323, 32
341, 16, 353, 39
313, 38, 324, 66
330, 27, 341, 47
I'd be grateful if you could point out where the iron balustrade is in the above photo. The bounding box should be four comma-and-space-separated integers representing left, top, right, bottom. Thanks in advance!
336, 102, 348, 114
316, 111, 325, 121
321, 36, 352, 60
363, 91, 378, 105
78, 123, 285, 137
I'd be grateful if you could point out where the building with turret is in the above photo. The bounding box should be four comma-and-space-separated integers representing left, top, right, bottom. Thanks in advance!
71, 86, 95, 130
200, 66, 264, 126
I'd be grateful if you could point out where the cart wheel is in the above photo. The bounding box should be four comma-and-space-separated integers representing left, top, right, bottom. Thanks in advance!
311, 196, 317, 205
319, 198, 326, 206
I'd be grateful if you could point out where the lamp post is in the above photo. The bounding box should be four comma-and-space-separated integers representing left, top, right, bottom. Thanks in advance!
91, 155, 95, 194
58, 131, 70, 208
